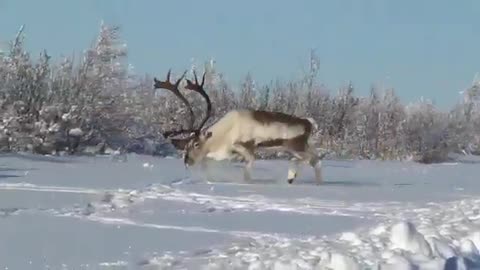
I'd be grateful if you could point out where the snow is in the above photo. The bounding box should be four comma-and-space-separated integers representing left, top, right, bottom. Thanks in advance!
1, 153, 480, 269
68, 128, 84, 137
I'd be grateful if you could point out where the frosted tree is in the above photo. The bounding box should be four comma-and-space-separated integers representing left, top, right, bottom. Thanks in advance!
238, 72, 257, 109
365, 87, 381, 155
305, 49, 321, 91
257, 85, 271, 110
87, 22, 128, 94
380, 88, 406, 158
285, 82, 300, 114
270, 80, 288, 112
200, 58, 235, 119
403, 99, 450, 163
61, 22, 131, 152
212, 74, 236, 118
1, 24, 478, 161
0, 25, 61, 153
328, 82, 359, 153
450, 76, 480, 155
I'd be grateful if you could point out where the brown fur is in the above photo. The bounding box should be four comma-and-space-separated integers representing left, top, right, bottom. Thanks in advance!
239, 135, 309, 153
251, 111, 313, 135
247, 110, 313, 152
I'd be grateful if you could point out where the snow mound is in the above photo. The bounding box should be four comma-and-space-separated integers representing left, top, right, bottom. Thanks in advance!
379, 221, 480, 270
390, 221, 432, 257
318, 252, 360, 270
140, 199, 480, 270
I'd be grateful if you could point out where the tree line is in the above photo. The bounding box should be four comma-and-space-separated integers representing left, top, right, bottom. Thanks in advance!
1, 23, 479, 163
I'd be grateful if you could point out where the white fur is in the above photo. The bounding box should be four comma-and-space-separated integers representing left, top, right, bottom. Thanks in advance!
306, 117, 318, 131
203, 110, 306, 153
287, 168, 297, 180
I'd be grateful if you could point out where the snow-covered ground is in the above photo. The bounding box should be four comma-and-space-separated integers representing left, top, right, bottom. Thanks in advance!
1, 153, 480, 269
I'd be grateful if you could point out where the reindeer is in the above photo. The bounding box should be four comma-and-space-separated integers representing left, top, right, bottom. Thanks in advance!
154, 69, 324, 185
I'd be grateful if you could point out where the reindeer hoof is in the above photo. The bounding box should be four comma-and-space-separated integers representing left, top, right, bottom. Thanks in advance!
287, 170, 296, 185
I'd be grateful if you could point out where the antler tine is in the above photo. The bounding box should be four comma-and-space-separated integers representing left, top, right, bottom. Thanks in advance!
154, 69, 187, 91
153, 69, 195, 137
191, 69, 206, 87
175, 70, 187, 86
166, 69, 171, 81
185, 70, 212, 133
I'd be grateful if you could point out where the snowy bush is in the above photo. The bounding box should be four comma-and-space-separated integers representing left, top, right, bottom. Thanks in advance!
0, 24, 479, 163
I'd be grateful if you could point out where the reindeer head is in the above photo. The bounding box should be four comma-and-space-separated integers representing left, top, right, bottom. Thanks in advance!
182, 130, 213, 166
153, 69, 212, 167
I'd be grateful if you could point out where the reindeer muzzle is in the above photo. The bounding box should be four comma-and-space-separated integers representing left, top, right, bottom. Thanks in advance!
183, 152, 192, 169
183, 152, 188, 166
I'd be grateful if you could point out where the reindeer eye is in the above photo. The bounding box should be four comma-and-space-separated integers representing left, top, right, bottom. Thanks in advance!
193, 141, 200, 148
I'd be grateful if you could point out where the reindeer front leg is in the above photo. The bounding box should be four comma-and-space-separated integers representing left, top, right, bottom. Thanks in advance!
307, 147, 323, 185
200, 158, 213, 182
232, 143, 255, 182
288, 157, 301, 184
290, 147, 323, 185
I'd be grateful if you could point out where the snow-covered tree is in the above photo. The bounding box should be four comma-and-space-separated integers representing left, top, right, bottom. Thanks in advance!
0, 24, 478, 162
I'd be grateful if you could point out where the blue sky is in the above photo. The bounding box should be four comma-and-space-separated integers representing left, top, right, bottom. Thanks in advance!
1, 0, 479, 109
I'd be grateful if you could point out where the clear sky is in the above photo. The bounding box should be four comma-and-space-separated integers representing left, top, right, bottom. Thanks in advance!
1, 0, 479, 109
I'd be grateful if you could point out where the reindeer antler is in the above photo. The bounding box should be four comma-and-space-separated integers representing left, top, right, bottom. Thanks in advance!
153, 69, 194, 137
153, 69, 213, 149
185, 70, 212, 134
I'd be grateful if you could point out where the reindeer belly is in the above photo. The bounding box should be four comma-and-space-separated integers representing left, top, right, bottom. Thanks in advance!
206, 145, 234, 161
